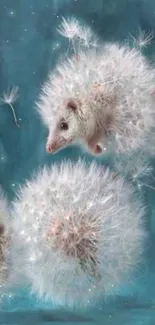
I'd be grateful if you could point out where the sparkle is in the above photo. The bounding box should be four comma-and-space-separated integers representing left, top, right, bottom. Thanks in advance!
26, 236, 31, 242
33, 224, 39, 230
29, 254, 36, 262
8, 9, 16, 17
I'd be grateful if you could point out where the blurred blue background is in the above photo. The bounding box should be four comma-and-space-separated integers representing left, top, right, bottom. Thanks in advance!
1, 0, 155, 324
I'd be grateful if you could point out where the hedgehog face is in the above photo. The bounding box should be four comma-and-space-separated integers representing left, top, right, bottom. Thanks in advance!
46, 98, 83, 154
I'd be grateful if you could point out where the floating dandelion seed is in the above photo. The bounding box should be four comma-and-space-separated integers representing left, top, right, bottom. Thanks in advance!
57, 17, 98, 56
57, 17, 81, 40
129, 30, 154, 49
57, 17, 82, 56
0, 86, 20, 127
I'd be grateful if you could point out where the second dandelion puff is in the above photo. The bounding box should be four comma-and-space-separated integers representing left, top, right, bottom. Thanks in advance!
11, 160, 146, 307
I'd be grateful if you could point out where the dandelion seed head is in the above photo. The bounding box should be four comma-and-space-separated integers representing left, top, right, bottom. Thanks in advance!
12, 160, 146, 307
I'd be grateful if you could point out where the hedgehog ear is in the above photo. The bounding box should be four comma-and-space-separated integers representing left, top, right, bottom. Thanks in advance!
65, 98, 78, 112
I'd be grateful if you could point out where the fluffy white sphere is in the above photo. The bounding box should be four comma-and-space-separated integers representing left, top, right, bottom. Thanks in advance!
12, 160, 146, 307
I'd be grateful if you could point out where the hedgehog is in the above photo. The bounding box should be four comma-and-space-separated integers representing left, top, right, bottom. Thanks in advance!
11, 160, 146, 307
36, 18, 155, 157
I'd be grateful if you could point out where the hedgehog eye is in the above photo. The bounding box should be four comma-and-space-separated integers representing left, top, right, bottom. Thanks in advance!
60, 121, 69, 131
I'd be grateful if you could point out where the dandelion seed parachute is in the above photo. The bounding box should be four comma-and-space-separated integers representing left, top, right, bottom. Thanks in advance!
0, 86, 20, 127
12, 160, 146, 307
57, 17, 98, 49
37, 19, 155, 157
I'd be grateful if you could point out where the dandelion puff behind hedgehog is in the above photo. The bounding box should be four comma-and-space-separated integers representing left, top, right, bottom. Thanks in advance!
37, 18, 155, 157
11, 160, 146, 307
0, 86, 20, 127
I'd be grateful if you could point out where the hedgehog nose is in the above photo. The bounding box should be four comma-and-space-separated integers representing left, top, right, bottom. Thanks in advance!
46, 143, 56, 153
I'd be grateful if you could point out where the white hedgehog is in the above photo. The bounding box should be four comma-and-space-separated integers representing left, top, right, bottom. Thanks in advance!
36, 18, 155, 156
11, 160, 146, 307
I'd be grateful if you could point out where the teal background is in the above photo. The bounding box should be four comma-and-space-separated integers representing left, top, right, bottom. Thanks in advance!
1, 0, 155, 323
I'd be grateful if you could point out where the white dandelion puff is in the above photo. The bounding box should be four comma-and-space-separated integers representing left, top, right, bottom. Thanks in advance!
0, 86, 20, 127
11, 160, 146, 307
